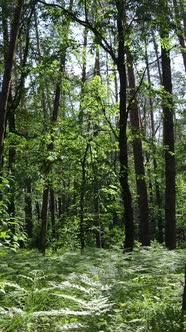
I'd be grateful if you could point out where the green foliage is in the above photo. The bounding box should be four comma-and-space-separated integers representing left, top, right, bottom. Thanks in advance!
0, 177, 27, 249
0, 246, 185, 331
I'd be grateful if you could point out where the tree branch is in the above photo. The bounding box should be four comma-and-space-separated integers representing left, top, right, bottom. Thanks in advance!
102, 108, 119, 141
37, 0, 116, 62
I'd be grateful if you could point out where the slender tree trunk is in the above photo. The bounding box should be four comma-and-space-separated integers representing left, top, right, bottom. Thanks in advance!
173, 0, 186, 72
7, 105, 16, 234
182, 266, 186, 311
161, 31, 176, 250
91, 151, 102, 249
82, 27, 88, 83
94, 182, 102, 249
25, 178, 33, 239
179, 0, 186, 38
116, 0, 134, 251
50, 188, 56, 240
93, 49, 102, 248
58, 196, 62, 219
94, 45, 101, 77
127, 49, 150, 246
39, 76, 62, 254
36, 202, 40, 221
0, 0, 24, 165
2, 0, 9, 60
34, 7, 48, 121
78, 26, 89, 251
152, 30, 162, 84
79, 143, 90, 252
40, 187, 49, 255
79, 26, 88, 125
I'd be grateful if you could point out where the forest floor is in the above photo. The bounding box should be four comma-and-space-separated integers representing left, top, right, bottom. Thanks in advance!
0, 244, 185, 332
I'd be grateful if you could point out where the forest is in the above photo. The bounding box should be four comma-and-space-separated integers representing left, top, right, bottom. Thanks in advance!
0, 0, 186, 331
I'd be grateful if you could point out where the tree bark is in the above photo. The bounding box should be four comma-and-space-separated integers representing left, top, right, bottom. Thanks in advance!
0, 0, 24, 165
116, 0, 134, 251
161, 32, 176, 250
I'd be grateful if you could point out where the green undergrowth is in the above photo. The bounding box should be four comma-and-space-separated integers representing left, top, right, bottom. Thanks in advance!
0, 244, 185, 331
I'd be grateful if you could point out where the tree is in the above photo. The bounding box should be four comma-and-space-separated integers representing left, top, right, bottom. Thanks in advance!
0, 0, 24, 166
126, 47, 150, 246
173, 0, 186, 72
144, 36, 164, 242
160, 1, 176, 249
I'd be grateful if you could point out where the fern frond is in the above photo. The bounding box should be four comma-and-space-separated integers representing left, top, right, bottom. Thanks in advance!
59, 322, 86, 330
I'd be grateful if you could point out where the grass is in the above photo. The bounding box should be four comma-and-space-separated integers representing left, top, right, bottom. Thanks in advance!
0, 243, 185, 331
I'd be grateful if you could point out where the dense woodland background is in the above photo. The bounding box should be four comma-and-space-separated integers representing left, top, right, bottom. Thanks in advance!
0, 0, 186, 252
0, 1, 186, 331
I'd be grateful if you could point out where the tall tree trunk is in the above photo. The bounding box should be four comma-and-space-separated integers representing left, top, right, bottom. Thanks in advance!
7, 105, 16, 234
34, 6, 49, 254
78, 26, 89, 251
145, 38, 164, 243
0, 0, 24, 165
93, 48, 102, 248
161, 31, 176, 250
116, 0, 134, 250
126, 49, 150, 246
79, 143, 90, 252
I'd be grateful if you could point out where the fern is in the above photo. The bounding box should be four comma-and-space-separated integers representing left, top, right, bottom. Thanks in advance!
0, 245, 185, 331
